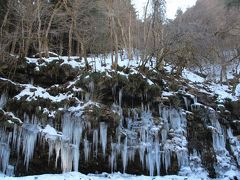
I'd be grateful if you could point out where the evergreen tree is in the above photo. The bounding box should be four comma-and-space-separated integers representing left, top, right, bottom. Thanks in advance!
225, 0, 240, 7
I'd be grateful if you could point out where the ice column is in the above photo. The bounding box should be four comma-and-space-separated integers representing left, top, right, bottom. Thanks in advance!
22, 123, 40, 171
100, 122, 108, 158
93, 129, 98, 157
121, 137, 128, 173
0, 93, 7, 108
84, 138, 90, 162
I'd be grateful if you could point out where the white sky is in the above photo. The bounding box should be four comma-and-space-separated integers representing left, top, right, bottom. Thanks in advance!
132, 0, 197, 19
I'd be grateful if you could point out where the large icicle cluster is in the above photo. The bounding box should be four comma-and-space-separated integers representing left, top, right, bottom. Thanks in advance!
227, 128, 240, 166
22, 123, 40, 170
208, 108, 240, 178
1, 95, 239, 178
0, 129, 11, 174
0, 103, 195, 176
108, 105, 190, 176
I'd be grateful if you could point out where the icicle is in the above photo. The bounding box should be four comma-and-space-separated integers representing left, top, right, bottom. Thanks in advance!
100, 122, 108, 158
0, 143, 10, 173
176, 149, 189, 168
227, 128, 240, 166
12, 124, 18, 149
187, 149, 208, 177
62, 113, 74, 142
0, 93, 7, 109
72, 144, 79, 172
89, 81, 94, 100
155, 141, 161, 176
127, 118, 132, 129
141, 102, 144, 112
17, 127, 22, 156
128, 148, 136, 162
183, 96, 188, 110
140, 127, 146, 142
210, 115, 225, 151
146, 147, 155, 176
139, 144, 145, 169
162, 150, 171, 173
73, 120, 82, 146
121, 137, 128, 173
6, 165, 14, 176
110, 142, 117, 172
161, 129, 168, 143
30, 78, 34, 85
61, 141, 73, 173
48, 139, 55, 163
55, 140, 61, 168
22, 123, 40, 171
147, 103, 150, 112
84, 138, 90, 162
119, 89, 123, 107
193, 96, 197, 104
169, 109, 181, 130
93, 129, 98, 157
7, 132, 12, 145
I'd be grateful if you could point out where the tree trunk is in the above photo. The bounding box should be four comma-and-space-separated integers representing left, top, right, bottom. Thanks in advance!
77, 42, 80, 58
81, 42, 88, 67
59, 34, 63, 56
37, 0, 42, 58
44, 1, 62, 56
113, 27, 118, 69
128, 10, 133, 60
68, 21, 73, 60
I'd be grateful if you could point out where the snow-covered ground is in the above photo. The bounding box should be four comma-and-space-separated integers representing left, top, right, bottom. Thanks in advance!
0, 172, 211, 180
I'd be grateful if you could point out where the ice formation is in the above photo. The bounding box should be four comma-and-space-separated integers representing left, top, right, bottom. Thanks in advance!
100, 122, 108, 158
22, 123, 40, 170
227, 128, 240, 166
208, 109, 239, 178
107, 106, 189, 175
93, 129, 98, 157
0, 93, 7, 108
0, 140, 10, 174
0, 94, 239, 178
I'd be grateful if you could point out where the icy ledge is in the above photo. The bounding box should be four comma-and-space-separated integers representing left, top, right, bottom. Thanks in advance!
0, 172, 211, 180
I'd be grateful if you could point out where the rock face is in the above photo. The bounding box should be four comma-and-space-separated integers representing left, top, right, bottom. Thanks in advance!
0, 56, 239, 178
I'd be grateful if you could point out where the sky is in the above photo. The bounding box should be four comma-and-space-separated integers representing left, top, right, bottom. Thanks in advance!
132, 0, 197, 19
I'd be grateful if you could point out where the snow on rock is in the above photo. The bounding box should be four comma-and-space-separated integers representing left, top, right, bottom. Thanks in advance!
42, 125, 58, 137
14, 84, 72, 102
161, 91, 174, 97
182, 69, 205, 83
209, 84, 237, 102
235, 83, 240, 96
0, 109, 23, 124
26, 56, 85, 69
43, 108, 56, 118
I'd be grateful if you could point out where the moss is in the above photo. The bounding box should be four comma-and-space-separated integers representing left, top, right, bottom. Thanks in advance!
224, 99, 240, 119
168, 95, 182, 108
148, 85, 162, 99
168, 82, 179, 92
